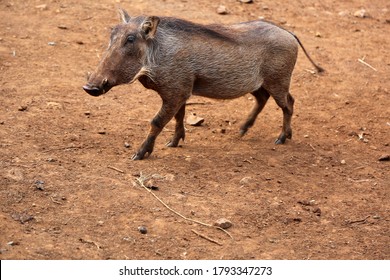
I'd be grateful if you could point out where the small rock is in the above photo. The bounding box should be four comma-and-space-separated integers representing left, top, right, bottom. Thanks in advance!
239, 0, 253, 3
312, 207, 322, 216
340, 159, 346, 165
34, 180, 45, 191
239, 176, 252, 186
76, 40, 84, 45
217, 5, 228, 15
214, 218, 233, 229
354, 9, 371, 18
315, 32, 322, 38
7, 241, 20, 246
218, 128, 226, 134
378, 154, 390, 161
18, 105, 28, 111
338, 11, 349, 17
97, 129, 106, 135
138, 226, 147, 234
46, 101, 63, 109
124, 142, 131, 148
186, 113, 204, 126
298, 199, 316, 206
48, 42, 56, 46
84, 111, 91, 116
57, 25, 68, 30
35, 4, 48, 10
12, 212, 34, 224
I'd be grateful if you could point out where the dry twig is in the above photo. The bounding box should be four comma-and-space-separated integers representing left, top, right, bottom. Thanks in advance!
191, 229, 223, 246
134, 172, 233, 239
107, 165, 124, 173
358, 57, 377, 71
346, 215, 370, 225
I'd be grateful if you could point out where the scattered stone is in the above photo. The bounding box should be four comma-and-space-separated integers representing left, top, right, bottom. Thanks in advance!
340, 159, 346, 165
11, 212, 34, 224
7, 241, 20, 246
214, 218, 233, 229
186, 113, 204, 126
48, 42, 56, 46
354, 9, 371, 18
285, 217, 302, 224
57, 25, 68, 30
76, 40, 84, 45
338, 11, 349, 17
378, 154, 390, 161
84, 111, 91, 116
315, 32, 322, 38
312, 207, 322, 216
298, 199, 316, 206
138, 226, 148, 234
239, 176, 252, 186
239, 0, 253, 3
217, 5, 228, 15
34, 180, 45, 191
97, 129, 106, 135
35, 4, 48, 10
46, 101, 63, 109
124, 142, 131, 148
18, 105, 27, 111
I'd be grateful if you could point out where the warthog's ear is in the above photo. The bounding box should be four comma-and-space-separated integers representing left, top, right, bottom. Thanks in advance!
118, 8, 130, 23
141, 16, 160, 40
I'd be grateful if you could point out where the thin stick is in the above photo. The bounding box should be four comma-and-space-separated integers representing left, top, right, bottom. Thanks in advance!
108, 165, 124, 173
358, 58, 377, 71
347, 215, 370, 224
134, 174, 233, 239
191, 229, 223, 246
50, 196, 62, 205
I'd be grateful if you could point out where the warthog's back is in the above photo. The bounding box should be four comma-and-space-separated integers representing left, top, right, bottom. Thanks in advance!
152, 18, 299, 99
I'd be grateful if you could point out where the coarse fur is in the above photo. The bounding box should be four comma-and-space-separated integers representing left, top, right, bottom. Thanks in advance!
83, 9, 324, 160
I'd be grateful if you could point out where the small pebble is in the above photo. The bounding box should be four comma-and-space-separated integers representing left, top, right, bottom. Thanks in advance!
378, 154, 389, 161
214, 218, 233, 229
217, 5, 228, 15
138, 226, 147, 234
124, 142, 131, 148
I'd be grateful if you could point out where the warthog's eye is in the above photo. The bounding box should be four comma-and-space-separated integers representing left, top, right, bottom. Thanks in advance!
126, 35, 136, 44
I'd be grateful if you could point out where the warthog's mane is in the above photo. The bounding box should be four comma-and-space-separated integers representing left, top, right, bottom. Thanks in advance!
158, 17, 236, 43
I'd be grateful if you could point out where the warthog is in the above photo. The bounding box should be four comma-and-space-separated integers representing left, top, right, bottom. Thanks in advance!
83, 9, 323, 160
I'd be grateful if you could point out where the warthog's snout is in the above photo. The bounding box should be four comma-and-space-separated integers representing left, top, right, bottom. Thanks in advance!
83, 78, 112, 96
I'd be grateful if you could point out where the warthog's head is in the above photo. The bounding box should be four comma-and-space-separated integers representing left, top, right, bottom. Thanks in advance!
83, 9, 159, 96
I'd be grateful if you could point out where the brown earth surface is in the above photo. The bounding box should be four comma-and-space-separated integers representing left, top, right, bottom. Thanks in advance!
0, 0, 389, 260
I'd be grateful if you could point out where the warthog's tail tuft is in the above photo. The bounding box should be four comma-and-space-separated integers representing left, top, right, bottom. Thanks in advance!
291, 32, 324, 73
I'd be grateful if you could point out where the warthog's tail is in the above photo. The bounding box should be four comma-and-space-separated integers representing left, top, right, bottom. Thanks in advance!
291, 32, 325, 73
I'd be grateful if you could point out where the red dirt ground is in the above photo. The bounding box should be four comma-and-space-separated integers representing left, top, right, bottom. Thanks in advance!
0, 0, 389, 260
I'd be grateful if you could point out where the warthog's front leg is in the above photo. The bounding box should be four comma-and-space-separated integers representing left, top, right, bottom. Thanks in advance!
132, 99, 186, 160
